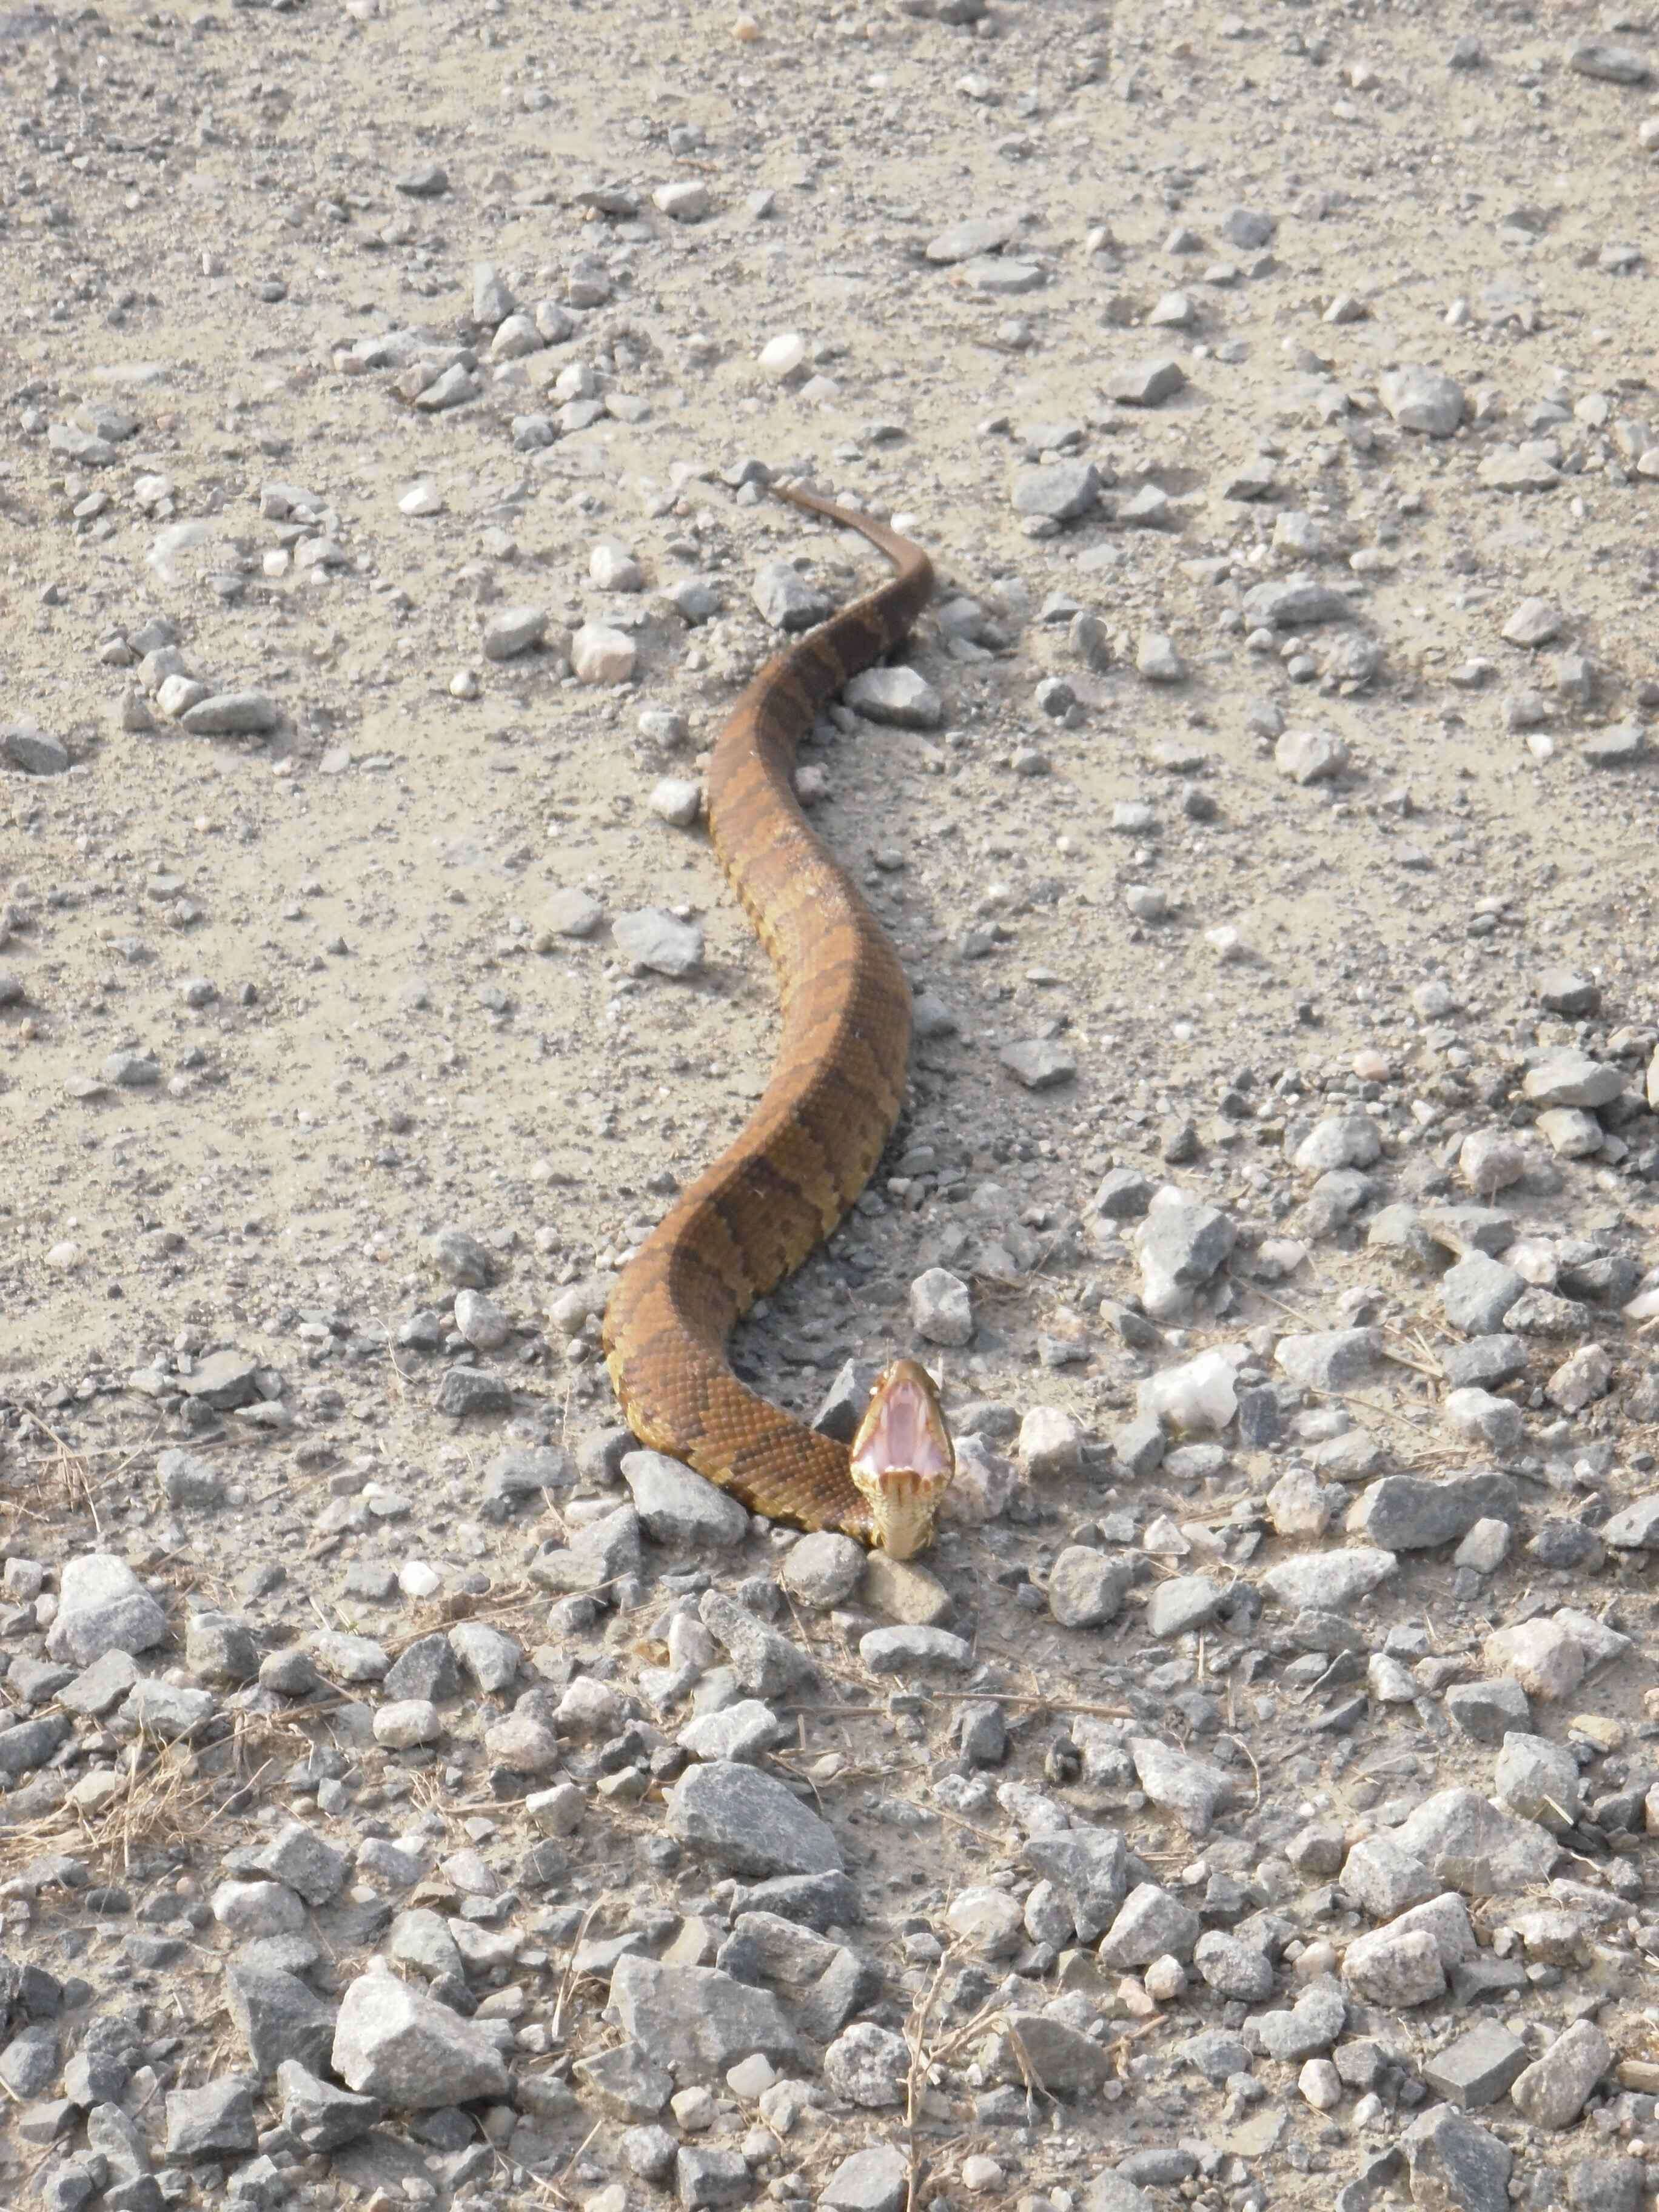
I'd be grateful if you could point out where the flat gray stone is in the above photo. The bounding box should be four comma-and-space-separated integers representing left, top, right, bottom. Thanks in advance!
179, 691, 280, 736
1440, 1252, 1525, 1335
225, 1963, 337, 2080
1393, 1788, 1558, 1897
1348, 1473, 1518, 1551
1510, 2020, 1612, 2130
1024, 1828, 1130, 1940
1402, 2103, 1513, 2212
3, 723, 70, 774
609, 1957, 803, 2084
1423, 2021, 1527, 2110
1259, 1548, 1396, 1612
666, 1761, 842, 1877
276, 2060, 382, 2153
45, 1555, 167, 1667
1567, 38, 1651, 84
925, 215, 1016, 263
823, 2144, 910, 2212
1379, 366, 1466, 437
622, 1452, 749, 1547
164, 2078, 258, 2158
613, 907, 704, 978
330, 1974, 509, 2110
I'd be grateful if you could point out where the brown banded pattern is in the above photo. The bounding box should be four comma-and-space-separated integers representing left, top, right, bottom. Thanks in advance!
601, 480, 936, 1538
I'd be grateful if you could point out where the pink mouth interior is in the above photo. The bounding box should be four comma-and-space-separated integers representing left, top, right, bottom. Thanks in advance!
851, 1375, 952, 1481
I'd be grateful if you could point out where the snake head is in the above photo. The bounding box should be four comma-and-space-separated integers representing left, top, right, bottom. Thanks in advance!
848, 1358, 954, 1560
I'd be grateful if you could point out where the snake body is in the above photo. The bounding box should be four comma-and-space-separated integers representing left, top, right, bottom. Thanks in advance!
602, 482, 936, 1540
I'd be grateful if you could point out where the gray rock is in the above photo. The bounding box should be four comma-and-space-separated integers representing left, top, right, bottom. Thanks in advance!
1259, 1548, 1396, 1611
45, 1555, 167, 1667
447, 1621, 521, 1694
1130, 1737, 1232, 1835
679, 2146, 751, 2209
184, 1612, 258, 1684
677, 1700, 782, 1763
1379, 367, 1466, 437
667, 1762, 842, 1877
1, 2026, 59, 2098
1047, 1548, 1131, 1628
181, 690, 281, 736
1096, 1882, 1200, 1966
3, 723, 71, 774
330, 1973, 509, 2109
1442, 1336, 1527, 1390
611, 1959, 803, 2085
159, 1450, 227, 1510
1423, 2022, 1528, 2111
991, 2011, 1108, 2092
384, 1635, 462, 1704
1509, 2020, 1612, 2130
1024, 1828, 1130, 1940
613, 907, 704, 978
1341, 1835, 1437, 1919
483, 1446, 575, 1518
843, 666, 942, 729
699, 1589, 817, 1697
1136, 1200, 1235, 1318
752, 562, 831, 632
1194, 1931, 1274, 2002
823, 2022, 908, 2109
623, 2124, 679, 2183
1253, 1977, 1347, 2062
1241, 577, 1353, 629
1145, 1573, 1225, 1638
909, 1266, 974, 1345
0, 1714, 72, 1777
164, 2078, 257, 2158
1106, 357, 1188, 406
823, 2144, 910, 2212
1179, 2029, 1253, 2083
1348, 1473, 1518, 1551
225, 1963, 337, 2079
1602, 1493, 1659, 1548
252, 1823, 348, 1907
1521, 1050, 1623, 1110
926, 215, 1016, 263
1276, 1327, 1383, 1390
1441, 1253, 1524, 1335
1393, 1788, 1558, 1895
1013, 463, 1101, 521
1566, 2161, 1642, 2212
1494, 1732, 1583, 1830
859, 1626, 971, 1674
622, 1452, 749, 1546
1567, 38, 1651, 85
574, 2042, 674, 2121
275, 2060, 382, 2152
426, 1227, 494, 1288
1401, 2103, 1513, 2212
999, 1038, 1076, 1090
1341, 1926, 1445, 2007
779, 1532, 866, 1607
1446, 1677, 1530, 1744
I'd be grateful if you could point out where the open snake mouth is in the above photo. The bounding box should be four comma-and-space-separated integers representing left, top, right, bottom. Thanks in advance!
848, 1359, 954, 1558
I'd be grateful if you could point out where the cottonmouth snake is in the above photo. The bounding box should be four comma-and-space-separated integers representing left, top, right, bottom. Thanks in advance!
602, 481, 954, 1557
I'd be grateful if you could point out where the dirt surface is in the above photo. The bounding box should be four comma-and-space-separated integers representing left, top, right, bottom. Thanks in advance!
5, 1, 1659, 2210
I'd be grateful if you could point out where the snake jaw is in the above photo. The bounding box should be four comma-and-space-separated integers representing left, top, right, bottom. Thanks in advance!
848, 1359, 954, 1560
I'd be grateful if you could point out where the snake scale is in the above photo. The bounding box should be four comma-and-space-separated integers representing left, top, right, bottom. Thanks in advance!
602, 480, 955, 1557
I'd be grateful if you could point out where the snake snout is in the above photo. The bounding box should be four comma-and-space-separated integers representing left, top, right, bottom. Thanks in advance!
848, 1358, 954, 1558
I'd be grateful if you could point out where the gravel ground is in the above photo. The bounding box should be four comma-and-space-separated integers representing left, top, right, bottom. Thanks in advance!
5, 2, 1659, 2211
